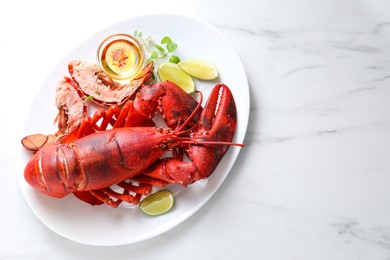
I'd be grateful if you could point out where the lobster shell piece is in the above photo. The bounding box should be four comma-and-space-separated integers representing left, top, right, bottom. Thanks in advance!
68, 60, 154, 105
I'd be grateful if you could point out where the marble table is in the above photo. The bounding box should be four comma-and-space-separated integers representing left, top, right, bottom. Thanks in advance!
1, 0, 390, 259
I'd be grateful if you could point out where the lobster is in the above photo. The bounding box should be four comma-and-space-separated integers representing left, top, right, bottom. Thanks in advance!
23, 81, 242, 208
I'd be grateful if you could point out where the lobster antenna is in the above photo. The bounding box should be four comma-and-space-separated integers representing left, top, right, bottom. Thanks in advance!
179, 138, 245, 147
176, 91, 203, 133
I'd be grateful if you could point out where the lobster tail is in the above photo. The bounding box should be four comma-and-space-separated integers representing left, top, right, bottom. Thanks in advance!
24, 143, 80, 198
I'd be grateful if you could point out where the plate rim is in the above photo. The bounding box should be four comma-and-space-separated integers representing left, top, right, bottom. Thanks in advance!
18, 12, 250, 246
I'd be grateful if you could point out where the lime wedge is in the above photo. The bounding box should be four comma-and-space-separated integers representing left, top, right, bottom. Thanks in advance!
158, 62, 195, 94
140, 190, 174, 216
178, 59, 218, 80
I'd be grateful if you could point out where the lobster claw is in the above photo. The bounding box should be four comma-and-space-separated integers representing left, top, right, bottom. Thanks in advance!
143, 83, 239, 187
196, 83, 237, 153
133, 81, 202, 129
184, 83, 237, 182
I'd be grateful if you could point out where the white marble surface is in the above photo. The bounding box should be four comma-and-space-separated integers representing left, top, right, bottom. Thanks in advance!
1, 0, 390, 259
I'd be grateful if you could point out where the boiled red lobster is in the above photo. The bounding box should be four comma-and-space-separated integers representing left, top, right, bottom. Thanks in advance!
23, 81, 242, 208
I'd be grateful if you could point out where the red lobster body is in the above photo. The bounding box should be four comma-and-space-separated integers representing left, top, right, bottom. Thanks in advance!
25, 127, 178, 198
24, 82, 240, 207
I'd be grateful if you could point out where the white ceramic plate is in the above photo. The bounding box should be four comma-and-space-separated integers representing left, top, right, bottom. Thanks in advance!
18, 13, 249, 246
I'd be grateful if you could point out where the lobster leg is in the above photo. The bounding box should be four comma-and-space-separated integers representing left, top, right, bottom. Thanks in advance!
115, 100, 155, 128
143, 84, 239, 186
73, 180, 154, 208
92, 187, 143, 207
82, 189, 131, 208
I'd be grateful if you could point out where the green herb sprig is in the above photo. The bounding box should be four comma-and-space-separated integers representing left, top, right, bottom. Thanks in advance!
134, 30, 180, 65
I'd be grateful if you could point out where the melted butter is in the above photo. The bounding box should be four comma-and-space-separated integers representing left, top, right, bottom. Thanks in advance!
106, 41, 136, 74
99, 37, 143, 80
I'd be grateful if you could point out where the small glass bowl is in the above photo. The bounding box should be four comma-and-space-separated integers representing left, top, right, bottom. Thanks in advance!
96, 34, 145, 81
